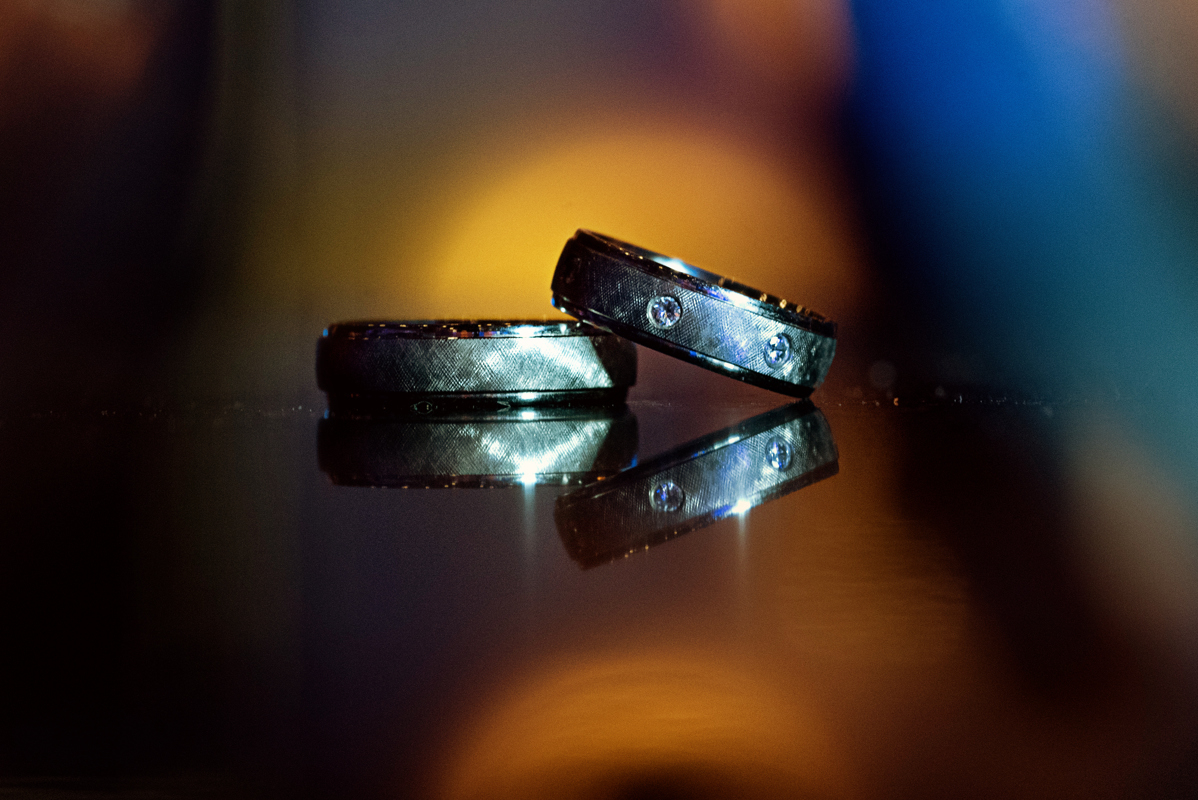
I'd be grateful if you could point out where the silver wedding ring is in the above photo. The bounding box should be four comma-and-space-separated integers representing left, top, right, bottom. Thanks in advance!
552, 230, 837, 397
317, 320, 637, 417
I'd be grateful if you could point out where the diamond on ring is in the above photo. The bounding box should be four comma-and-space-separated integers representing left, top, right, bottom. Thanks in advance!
764, 334, 792, 368
650, 480, 685, 512
646, 296, 683, 329
766, 436, 793, 470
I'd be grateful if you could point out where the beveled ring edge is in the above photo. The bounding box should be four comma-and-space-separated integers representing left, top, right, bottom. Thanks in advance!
570, 230, 838, 339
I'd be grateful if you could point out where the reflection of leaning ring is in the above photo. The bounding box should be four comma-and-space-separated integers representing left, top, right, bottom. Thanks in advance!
316, 320, 637, 417
555, 402, 837, 568
552, 230, 837, 397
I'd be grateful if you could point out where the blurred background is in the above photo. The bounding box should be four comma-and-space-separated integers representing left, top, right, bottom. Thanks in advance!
3, 0, 1198, 797
0, 0, 868, 403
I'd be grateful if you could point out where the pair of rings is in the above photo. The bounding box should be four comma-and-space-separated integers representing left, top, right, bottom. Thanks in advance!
317, 231, 837, 414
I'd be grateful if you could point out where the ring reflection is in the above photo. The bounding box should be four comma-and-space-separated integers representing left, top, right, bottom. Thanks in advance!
556, 402, 837, 568
317, 406, 637, 488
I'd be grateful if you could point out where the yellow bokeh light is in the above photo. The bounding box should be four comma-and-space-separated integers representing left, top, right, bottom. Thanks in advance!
407, 115, 863, 322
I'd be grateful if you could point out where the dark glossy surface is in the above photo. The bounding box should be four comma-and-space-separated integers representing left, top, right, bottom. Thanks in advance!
3, 368, 1196, 799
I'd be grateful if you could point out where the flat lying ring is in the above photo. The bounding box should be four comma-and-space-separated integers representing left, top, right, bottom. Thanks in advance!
551, 230, 836, 397
316, 320, 637, 417
555, 401, 838, 568
317, 408, 638, 488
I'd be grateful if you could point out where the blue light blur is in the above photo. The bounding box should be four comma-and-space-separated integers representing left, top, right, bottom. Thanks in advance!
849, 0, 1198, 493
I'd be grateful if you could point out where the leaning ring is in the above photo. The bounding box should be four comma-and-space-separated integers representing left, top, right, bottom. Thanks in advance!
316, 320, 637, 417
551, 230, 836, 397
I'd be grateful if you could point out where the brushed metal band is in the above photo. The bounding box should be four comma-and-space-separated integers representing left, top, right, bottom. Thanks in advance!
318, 409, 637, 488
551, 230, 836, 397
555, 402, 837, 568
317, 320, 637, 414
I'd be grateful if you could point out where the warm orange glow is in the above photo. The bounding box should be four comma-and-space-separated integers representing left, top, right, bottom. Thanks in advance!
436, 650, 851, 800
692, 0, 852, 96
1064, 415, 1198, 650
0, 0, 160, 122
1113, 0, 1198, 143
411, 116, 864, 322
751, 409, 970, 669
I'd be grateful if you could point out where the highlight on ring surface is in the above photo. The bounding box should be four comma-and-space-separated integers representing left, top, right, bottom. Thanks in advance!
316, 319, 637, 418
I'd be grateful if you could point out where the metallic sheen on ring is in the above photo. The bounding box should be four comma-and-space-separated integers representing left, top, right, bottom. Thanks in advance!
551, 230, 837, 397
316, 320, 637, 417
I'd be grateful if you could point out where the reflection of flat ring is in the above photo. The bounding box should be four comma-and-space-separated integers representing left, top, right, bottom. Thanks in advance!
551, 230, 837, 397
317, 407, 638, 488
316, 320, 637, 417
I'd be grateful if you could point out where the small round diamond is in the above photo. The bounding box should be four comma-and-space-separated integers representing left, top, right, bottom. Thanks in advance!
764, 333, 792, 368
766, 437, 793, 470
646, 296, 683, 329
650, 480, 686, 512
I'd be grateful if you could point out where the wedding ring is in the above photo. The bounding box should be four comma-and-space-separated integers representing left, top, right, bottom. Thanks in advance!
555, 402, 837, 568
551, 230, 836, 397
317, 320, 637, 417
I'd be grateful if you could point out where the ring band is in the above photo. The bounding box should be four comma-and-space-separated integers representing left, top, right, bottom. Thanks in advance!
555, 402, 837, 568
551, 231, 836, 397
317, 320, 637, 417
318, 409, 637, 488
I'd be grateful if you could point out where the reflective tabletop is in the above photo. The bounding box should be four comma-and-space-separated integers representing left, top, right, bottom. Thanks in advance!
3, 362, 1195, 799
